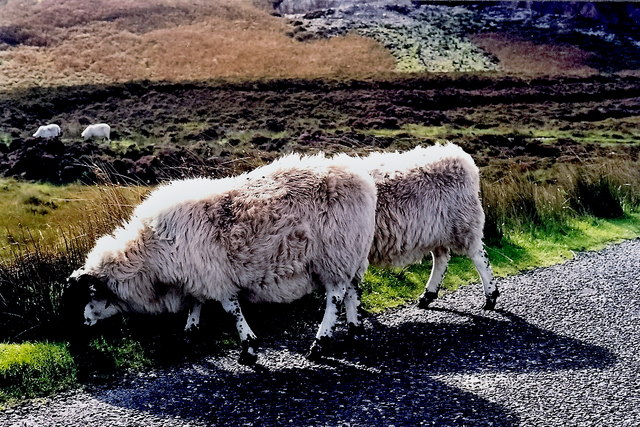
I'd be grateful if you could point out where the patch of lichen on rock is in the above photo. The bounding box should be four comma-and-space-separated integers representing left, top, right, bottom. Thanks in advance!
357, 24, 498, 73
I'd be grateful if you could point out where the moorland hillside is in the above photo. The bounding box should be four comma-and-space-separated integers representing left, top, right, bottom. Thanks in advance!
2, 0, 640, 90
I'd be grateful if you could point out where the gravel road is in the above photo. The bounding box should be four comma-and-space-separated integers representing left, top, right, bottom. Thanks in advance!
2, 239, 639, 426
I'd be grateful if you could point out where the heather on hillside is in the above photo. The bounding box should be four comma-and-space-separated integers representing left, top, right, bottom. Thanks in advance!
0, 75, 638, 184
2, 0, 640, 88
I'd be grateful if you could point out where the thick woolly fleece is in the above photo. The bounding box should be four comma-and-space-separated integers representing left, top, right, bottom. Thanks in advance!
75, 152, 376, 316
364, 144, 484, 267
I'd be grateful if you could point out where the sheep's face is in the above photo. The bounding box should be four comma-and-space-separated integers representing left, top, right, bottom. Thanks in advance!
83, 299, 119, 325
66, 270, 120, 326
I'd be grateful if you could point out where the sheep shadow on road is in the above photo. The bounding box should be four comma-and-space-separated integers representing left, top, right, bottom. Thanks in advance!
346, 307, 616, 375
88, 305, 615, 425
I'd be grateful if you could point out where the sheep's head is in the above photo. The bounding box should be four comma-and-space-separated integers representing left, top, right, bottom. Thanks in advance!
66, 270, 121, 326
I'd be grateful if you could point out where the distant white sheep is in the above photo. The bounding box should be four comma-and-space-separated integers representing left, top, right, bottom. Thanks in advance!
81, 123, 110, 141
32, 124, 61, 139
363, 144, 499, 310
66, 153, 376, 364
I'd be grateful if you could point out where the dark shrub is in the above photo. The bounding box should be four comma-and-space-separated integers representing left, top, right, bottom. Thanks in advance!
0, 25, 30, 46
249, 134, 271, 147
574, 174, 624, 218
265, 119, 286, 132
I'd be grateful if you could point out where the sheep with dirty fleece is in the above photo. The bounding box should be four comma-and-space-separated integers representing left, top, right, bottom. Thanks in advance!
66, 153, 377, 364
32, 124, 61, 139
81, 123, 110, 141
364, 143, 500, 310
185, 144, 499, 332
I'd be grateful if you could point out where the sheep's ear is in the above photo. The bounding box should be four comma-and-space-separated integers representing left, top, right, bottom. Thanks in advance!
69, 272, 114, 308
67, 272, 90, 293
104, 300, 112, 309
61, 273, 93, 327
88, 277, 113, 302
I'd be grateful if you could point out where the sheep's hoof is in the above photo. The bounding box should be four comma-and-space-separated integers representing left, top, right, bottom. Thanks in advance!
418, 291, 438, 310
238, 339, 258, 366
483, 289, 500, 311
306, 337, 331, 362
238, 351, 258, 366
183, 324, 203, 345
347, 323, 365, 340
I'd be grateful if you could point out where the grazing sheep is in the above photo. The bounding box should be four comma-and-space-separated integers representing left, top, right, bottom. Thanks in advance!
81, 123, 110, 141
364, 144, 499, 310
32, 124, 61, 139
66, 153, 376, 364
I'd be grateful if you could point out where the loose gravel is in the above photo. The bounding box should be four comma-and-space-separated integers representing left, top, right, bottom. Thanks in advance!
2, 239, 639, 426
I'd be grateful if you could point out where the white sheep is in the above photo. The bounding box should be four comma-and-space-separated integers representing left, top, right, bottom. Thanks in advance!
184, 144, 500, 333
81, 123, 110, 141
66, 153, 377, 364
364, 143, 499, 310
32, 124, 61, 139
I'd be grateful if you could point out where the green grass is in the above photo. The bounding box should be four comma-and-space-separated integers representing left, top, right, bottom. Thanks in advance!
0, 131, 11, 146
0, 179, 83, 254
361, 123, 640, 145
361, 211, 640, 312
0, 342, 76, 407
0, 337, 151, 407
89, 336, 151, 372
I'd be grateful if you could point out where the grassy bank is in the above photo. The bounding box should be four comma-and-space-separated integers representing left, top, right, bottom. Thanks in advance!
0, 179, 146, 259
362, 211, 640, 311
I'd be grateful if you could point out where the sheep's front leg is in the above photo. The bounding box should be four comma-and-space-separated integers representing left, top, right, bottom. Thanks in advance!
184, 301, 202, 332
220, 296, 258, 365
307, 285, 346, 361
470, 248, 500, 310
418, 247, 451, 309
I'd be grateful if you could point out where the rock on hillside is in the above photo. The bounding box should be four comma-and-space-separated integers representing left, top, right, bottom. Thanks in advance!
275, 1, 640, 73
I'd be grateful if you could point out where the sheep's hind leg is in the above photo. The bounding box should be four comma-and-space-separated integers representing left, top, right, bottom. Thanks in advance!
307, 284, 346, 361
345, 276, 365, 339
470, 248, 500, 310
418, 247, 450, 309
184, 301, 202, 332
220, 296, 258, 365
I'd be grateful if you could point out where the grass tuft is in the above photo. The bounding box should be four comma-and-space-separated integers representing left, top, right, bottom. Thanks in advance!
0, 342, 76, 405
573, 173, 624, 219
88, 336, 151, 372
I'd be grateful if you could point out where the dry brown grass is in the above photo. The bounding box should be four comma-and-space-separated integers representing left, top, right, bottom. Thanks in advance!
0, 178, 148, 259
471, 33, 598, 77
0, 0, 395, 88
